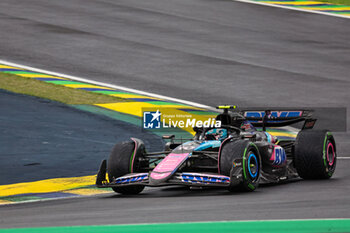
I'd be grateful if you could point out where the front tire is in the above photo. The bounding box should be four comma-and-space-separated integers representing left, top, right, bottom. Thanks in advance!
294, 130, 336, 179
220, 140, 261, 191
111, 186, 145, 195
107, 139, 147, 195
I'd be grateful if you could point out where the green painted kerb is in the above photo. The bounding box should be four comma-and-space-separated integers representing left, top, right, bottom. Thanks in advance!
1, 219, 350, 233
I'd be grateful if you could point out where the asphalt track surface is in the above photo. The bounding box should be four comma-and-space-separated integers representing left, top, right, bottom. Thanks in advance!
0, 89, 163, 185
0, 0, 350, 228
1, 160, 350, 228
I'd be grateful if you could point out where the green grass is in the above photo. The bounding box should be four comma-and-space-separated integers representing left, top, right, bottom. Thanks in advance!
0, 73, 126, 105
318, 0, 350, 5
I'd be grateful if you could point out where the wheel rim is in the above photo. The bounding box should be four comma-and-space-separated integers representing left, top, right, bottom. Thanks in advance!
326, 142, 335, 166
247, 152, 258, 178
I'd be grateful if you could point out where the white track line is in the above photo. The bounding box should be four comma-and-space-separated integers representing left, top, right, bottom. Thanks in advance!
0, 192, 113, 206
338, 157, 350, 159
234, 0, 350, 19
0, 59, 217, 111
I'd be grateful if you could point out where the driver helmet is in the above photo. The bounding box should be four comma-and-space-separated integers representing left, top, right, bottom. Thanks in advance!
205, 128, 227, 140
240, 120, 256, 131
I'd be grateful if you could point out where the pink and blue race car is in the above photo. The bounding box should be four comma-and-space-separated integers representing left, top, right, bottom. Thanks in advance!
96, 106, 337, 194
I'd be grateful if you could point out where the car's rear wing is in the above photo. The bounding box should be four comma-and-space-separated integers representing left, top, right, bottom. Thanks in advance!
216, 106, 316, 130
242, 109, 312, 119
241, 109, 316, 129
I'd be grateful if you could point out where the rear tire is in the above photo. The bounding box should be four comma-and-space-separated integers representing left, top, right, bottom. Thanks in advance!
294, 130, 336, 179
220, 140, 261, 192
107, 139, 146, 195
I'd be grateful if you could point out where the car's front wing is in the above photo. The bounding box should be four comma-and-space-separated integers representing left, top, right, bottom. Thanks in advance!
96, 171, 234, 188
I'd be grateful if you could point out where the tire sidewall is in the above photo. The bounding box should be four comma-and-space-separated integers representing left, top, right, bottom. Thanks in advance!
294, 130, 337, 179
323, 133, 337, 178
220, 140, 261, 191
242, 143, 261, 191
107, 139, 146, 182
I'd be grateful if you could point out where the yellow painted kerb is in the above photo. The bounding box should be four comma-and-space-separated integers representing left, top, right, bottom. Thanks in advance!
63, 84, 115, 89
0, 65, 22, 69
16, 74, 59, 78
0, 200, 14, 204
0, 175, 96, 197
261, 1, 324, 4
64, 188, 111, 196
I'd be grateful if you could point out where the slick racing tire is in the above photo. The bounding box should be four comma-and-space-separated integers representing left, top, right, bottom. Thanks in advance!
220, 140, 261, 192
107, 139, 147, 195
294, 130, 336, 179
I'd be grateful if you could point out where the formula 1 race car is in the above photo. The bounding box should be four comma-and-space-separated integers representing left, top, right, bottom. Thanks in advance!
96, 106, 337, 194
